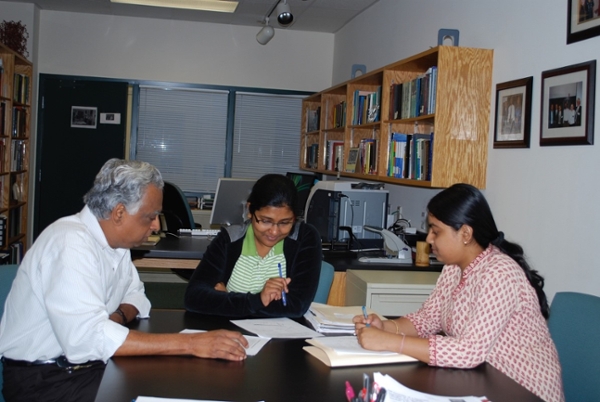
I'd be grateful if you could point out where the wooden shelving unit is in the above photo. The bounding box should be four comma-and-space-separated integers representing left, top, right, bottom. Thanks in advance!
300, 46, 493, 189
0, 42, 32, 263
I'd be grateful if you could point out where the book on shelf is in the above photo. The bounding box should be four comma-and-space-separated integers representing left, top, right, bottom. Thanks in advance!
325, 140, 344, 171
345, 147, 359, 173
306, 143, 319, 169
0, 59, 4, 98
389, 82, 404, 120
387, 132, 433, 180
395, 67, 437, 120
0, 101, 6, 136
333, 101, 346, 128
306, 107, 321, 132
409, 133, 433, 180
13, 73, 30, 104
11, 106, 27, 138
303, 335, 417, 368
388, 133, 408, 178
352, 87, 381, 125
358, 138, 377, 175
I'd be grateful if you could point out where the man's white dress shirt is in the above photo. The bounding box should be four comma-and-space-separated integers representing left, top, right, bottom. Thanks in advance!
0, 206, 151, 363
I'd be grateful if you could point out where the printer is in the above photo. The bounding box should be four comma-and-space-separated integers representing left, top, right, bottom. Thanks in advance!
304, 181, 389, 249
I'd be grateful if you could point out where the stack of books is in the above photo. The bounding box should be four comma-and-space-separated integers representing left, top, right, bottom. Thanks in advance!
304, 303, 383, 334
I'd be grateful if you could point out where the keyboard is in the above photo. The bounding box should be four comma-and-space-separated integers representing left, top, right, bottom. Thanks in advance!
178, 228, 221, 237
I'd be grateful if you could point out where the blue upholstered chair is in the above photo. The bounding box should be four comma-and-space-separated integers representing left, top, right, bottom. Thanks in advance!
547, 291, 600, 402
313, 261, 334, 304
0, 264, 19, 402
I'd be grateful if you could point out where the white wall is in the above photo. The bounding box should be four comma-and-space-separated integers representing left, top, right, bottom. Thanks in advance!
37, 10, 334, 91
333, 0, 600, 300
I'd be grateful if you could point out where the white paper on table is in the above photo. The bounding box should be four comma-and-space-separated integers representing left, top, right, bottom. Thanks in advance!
136, 397, 264, 402
373, 372, 489, 402
230, 317, 323, 339
180, 329, 270, 356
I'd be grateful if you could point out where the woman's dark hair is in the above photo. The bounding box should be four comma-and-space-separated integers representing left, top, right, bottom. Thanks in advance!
427, 183, 549, 318
247, 174, 298, 217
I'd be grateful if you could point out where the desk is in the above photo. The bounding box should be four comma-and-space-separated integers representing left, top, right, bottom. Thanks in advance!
131, 236, 211, 270
95, 310, 543, 402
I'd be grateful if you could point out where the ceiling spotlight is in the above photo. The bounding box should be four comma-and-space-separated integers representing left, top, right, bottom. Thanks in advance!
275, 0, 293, 26
256, 17, 275, 45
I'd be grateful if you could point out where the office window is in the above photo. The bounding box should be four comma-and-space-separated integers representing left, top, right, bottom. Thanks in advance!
136, 86, 229, 193
232, 92, 303, 178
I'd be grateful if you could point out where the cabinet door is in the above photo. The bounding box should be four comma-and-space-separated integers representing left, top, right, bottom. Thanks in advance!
34, 76, 128, 239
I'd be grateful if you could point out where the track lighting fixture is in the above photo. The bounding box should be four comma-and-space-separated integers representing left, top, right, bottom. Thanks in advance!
275, 0, 293, 26
256, 17, 275, 45
256, 0, 294, 45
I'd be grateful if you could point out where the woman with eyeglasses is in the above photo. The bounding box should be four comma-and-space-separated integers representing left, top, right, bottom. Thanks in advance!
184, 174, 322, 318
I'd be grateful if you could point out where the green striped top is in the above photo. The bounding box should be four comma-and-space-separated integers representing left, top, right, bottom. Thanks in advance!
226, 226, 286, 294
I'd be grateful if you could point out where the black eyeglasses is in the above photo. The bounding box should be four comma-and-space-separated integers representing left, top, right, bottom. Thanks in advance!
252, 213, 295, 230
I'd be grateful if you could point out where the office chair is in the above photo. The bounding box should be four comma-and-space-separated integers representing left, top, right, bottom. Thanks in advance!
313, 261, 334, 304
162, 181, 196, 233
162, 182, 197, 280
0, 264, 19, 402
547, 291, 600, 402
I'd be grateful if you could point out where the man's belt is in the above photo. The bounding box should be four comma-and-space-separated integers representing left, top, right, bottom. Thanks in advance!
1, 356, 105, 372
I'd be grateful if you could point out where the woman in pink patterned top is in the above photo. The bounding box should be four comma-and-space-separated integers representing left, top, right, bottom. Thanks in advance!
354, 183, 564, 402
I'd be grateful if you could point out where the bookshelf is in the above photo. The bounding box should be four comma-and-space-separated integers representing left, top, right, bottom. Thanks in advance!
300, 46, 493, 189
0, 42, 32, 263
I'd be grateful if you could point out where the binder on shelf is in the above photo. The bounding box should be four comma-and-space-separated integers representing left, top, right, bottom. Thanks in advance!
345, 147, 359, 173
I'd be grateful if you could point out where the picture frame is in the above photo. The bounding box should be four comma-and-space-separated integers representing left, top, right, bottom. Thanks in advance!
567, 0, 600, 44
71, 106, 97, 129
493, 77, 533, 149
540, 60, 595, 146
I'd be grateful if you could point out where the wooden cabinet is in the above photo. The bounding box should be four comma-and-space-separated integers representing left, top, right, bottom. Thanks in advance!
300, 46, 493, 189
0, 42, 32, 262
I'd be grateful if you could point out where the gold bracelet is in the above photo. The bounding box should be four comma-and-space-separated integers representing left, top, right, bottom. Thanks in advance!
391, 319, 400, 334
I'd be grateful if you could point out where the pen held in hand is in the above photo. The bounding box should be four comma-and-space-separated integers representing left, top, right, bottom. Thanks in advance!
278, 263, 287, 306
362, 305, 370, 327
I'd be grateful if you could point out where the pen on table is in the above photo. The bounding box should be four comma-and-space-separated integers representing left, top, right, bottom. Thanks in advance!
362, 305, 370, 327
375, 387, 386, 402
345, 380, 355, 402
278, 263, 287, 306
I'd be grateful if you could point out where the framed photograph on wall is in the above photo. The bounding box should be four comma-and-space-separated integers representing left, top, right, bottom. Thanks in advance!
540, 60, 595, 146
567, 0, 600, 44
71, 106, 97, 129
493, 77, 533, 148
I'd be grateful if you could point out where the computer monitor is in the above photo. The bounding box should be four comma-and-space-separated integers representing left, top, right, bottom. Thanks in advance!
286, 172, 319, 217
209, 178, 257, 227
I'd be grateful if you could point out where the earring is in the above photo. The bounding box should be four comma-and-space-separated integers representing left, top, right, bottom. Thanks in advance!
463, 241, 468, 245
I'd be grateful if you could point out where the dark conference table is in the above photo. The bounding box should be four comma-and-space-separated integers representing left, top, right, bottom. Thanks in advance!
94, 310, 543, 402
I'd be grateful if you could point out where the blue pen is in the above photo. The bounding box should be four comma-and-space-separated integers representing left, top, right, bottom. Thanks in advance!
362, 305, 370, 327
278, 263, 287, 306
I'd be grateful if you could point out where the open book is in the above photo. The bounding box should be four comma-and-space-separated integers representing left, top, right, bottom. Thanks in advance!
303, 336, 417, 367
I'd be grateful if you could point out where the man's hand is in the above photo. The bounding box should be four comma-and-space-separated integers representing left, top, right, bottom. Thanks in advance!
186, 330, 248, 361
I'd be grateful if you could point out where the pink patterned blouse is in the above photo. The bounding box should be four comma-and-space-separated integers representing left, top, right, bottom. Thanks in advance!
406, 246, 564, 402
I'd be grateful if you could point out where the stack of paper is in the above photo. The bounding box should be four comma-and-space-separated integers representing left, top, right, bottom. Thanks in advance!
372, 372, 488, 402
304, 303, 384, 334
